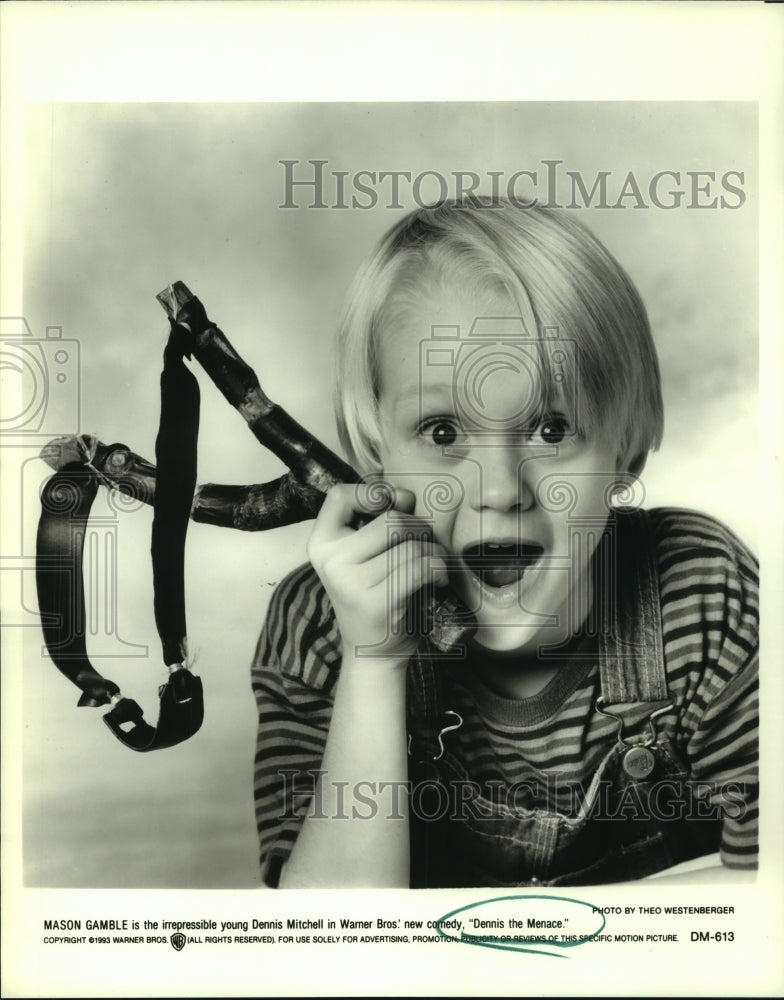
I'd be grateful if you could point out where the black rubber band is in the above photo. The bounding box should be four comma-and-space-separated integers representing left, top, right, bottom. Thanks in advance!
35, 322, 205, 751
152, 325, 200, 665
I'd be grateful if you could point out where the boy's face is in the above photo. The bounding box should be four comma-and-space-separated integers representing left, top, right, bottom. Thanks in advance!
376, 283, 622, 655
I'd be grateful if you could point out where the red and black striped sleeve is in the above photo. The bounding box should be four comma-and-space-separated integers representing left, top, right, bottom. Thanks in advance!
250, 563, 341, 887
653, 509, 759, 868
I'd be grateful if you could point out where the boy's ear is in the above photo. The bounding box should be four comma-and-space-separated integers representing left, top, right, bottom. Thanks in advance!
620, 449, 648, 480
609, 450, 647, 509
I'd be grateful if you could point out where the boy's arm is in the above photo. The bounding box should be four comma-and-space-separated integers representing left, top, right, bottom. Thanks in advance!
254, 634, 410, 889
654, 510, 759, 873
278, 485, 447, 888
685, 652, 759, 872
252, 565, 337, 888
254, 484, 446, 889
278, 652, 410, 888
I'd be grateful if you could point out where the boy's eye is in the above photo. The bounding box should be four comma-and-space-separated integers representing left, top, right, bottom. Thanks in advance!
421, 419, 461, 448
537, 414, 571, 444
418, 414, 575, 447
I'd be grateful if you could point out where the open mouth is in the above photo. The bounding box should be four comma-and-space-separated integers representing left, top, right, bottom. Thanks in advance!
461, 542, 544, 588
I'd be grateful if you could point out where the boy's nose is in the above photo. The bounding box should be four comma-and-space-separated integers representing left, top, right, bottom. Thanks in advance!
465, 443, 534, 513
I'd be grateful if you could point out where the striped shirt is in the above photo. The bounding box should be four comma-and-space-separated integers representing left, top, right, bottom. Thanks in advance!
251, 508, 759, 886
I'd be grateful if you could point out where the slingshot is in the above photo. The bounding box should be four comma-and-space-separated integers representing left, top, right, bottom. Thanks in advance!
36, 282, 476, 751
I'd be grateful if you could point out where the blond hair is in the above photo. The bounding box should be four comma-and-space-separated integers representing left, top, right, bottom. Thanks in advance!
334, 198, 663, 477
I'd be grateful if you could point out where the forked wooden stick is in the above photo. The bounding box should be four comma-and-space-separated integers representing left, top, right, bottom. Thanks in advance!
42, 283, 476, 653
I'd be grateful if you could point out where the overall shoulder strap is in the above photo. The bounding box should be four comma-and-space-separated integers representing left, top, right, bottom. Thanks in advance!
597, 508, 669, 704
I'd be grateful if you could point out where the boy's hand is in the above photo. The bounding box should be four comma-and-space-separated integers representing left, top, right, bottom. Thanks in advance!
307, 483, 449, 661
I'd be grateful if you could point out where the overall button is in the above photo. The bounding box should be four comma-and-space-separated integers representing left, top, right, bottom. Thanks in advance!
622, 745, 656, 779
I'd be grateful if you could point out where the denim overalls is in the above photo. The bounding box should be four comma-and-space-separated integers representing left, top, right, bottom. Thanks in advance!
405, 510, 722, 888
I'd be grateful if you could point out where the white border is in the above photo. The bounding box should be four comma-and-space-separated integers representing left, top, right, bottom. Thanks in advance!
2, 2, 782, 997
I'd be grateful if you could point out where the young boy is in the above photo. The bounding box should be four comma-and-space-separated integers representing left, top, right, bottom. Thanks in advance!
251, 199, 758, 889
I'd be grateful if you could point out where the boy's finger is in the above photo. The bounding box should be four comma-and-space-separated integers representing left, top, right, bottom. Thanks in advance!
311, 483, 373, 538
313, 484, 433, 543
364, 540, 449, 591
367, 557, 450, 626
352, 481, 417, 523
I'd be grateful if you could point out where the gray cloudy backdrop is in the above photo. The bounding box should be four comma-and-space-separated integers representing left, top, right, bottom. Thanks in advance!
16, 102, 757, 887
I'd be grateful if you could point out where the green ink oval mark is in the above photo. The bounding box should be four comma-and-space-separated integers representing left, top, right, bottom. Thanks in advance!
434, 894, 607, 958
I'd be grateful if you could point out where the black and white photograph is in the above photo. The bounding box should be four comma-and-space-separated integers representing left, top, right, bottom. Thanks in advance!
2, 3, 782, 997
